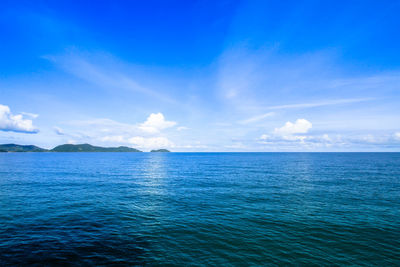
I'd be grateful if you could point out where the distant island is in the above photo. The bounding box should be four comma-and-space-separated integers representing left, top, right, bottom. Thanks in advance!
0, 144, 48, 152
52, 144, 141, 152
150, 149, 170, 152
0, 143, 169, 152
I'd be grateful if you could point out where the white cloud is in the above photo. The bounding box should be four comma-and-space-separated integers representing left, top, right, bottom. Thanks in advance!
98, 134, 175, 150
321, 134, 331, 142
258, 119, 313, 145
257, 131, 400, 151
54, 127, 65, 135
70, 113, 176, 136
139, 113, 176, 134
128, 136, 174, 149
239, 112, 275, 124
0, 104, 39, 133
21, 112, 39, 119
274, 119, 312, 135
360, 134, 377, 143
281, 135, 308, 142
61, 113, 178, 149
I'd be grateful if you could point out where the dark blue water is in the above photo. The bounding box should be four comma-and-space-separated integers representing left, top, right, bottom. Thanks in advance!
0, 153, 399, 265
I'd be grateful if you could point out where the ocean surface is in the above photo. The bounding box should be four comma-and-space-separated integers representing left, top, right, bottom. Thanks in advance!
0, 152, 399, 266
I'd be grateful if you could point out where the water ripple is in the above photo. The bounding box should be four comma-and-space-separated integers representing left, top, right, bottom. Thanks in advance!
0, 152, 399, 265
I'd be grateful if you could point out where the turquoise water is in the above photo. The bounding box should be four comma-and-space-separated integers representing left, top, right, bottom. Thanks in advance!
0, 152, 399, 265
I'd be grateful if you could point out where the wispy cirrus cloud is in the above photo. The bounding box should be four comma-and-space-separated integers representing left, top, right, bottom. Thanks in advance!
215, 45, 398, 115
44, 52, 177, 104
265, 98, 374, 110
238, 112, 275, 124
20, 112, 39, 119
236, 98, 373, 126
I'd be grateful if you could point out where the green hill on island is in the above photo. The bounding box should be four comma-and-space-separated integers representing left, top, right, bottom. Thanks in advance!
150, 149, 170, 152
0, 143, 173, 152
51, 144, 142, 152
0, 144, 48, 152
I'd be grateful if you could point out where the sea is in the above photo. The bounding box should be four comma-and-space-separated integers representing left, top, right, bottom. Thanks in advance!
0, 152, 399, 266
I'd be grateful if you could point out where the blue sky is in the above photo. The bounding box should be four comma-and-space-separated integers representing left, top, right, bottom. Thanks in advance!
1, 0, 400, 151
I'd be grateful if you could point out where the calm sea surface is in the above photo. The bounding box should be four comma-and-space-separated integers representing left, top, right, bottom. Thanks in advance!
0, 153, 399, 265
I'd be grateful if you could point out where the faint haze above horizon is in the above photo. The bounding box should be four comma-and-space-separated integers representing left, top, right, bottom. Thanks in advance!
1, 0, 400, 151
